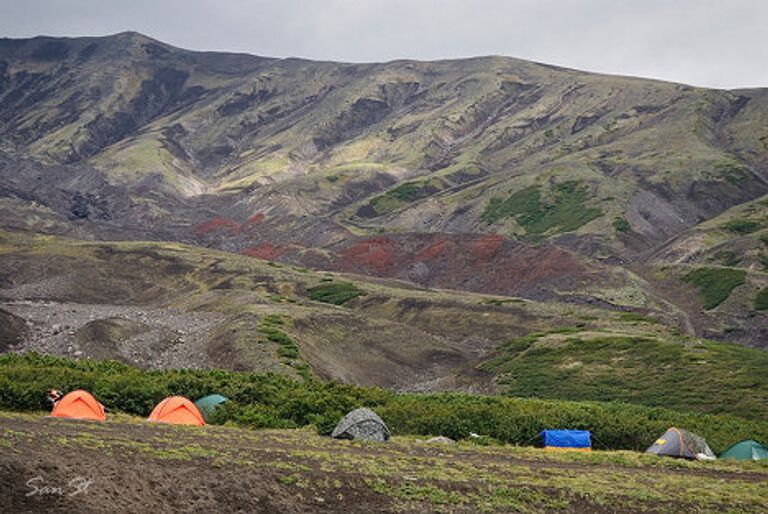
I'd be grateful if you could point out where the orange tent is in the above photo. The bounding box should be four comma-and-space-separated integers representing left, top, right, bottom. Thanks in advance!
148, 396, 205, 426
50, 390, 106, 421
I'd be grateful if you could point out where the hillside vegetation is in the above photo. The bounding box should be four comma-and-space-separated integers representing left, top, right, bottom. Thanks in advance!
1, 353, 767, 454
481, 329, 768, 419
682, 267, 747, 310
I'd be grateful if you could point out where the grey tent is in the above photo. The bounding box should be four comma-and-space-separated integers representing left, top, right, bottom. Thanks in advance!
645, 427, 716, 460
331, 408, 390, 442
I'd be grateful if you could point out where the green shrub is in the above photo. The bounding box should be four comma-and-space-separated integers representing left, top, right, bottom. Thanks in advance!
367, 180, 442, 215
277, 346, 300, 360
0, 353, 766, 453
260, 326, 293, 346
480, 298, 525, 306
481, 332, 768, 420
307, 281, 366, 305
380, 394, 767, 453
261, 314, 285, 326
257, 316, 304, 369
481, 181, 602, 234
710, 250, 741, 267
388, 181, 435, 202
612, 217, 631, 232
682, 267, 747, 310
723, 219, 761, 234
0, 353, 768, 451
755, 288, 768, 311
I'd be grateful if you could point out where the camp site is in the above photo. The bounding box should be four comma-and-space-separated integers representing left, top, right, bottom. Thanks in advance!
0, 353, 766, 513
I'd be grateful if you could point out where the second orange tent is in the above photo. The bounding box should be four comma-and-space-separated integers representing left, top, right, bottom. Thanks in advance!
147, 396, 205, 426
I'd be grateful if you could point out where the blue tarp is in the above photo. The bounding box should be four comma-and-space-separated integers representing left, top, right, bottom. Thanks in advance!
540, 429, 591, 448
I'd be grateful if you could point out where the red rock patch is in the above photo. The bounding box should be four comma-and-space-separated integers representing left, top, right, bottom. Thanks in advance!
329, 233, 600, 297
341, 237, 397, 272
241, 243, 286, 260
470, 234, 503, 262
194, 217, 239, 236
414, 239, 447, 262
239, 212, 266, 233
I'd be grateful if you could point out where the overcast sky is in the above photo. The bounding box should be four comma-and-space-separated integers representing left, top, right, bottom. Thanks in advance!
1, 0, 766, 89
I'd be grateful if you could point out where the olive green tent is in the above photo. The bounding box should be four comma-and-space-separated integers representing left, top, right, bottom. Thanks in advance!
194, 394, 228, 422
720, 440, 768, 461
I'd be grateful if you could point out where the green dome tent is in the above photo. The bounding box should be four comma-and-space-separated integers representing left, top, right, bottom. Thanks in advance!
194, 394, 228, 422
720, 440, 768, 461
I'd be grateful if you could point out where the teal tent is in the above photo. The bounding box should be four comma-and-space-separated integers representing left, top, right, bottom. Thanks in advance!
194, 394, 228, 421
720, 440, 768, 461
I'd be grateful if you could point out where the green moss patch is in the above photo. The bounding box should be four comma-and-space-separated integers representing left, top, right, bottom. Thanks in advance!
612, 216, 631, 232
755, 288, 768, 311
258, 315, 307, 376
682, 267, 747, 310
362, 179, 443, 217
307, 281, 366, 305
723, 219, 761, 234
481, 181, 602, 234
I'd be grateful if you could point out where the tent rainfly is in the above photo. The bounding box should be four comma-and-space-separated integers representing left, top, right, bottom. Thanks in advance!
540, 430, 591, 451
148, 396, 205, 426
645, 427, 716, 460
194, 394, 228, 422
720, 440, 768, 461
50, 390, 106, 421
331, 408, 390, 442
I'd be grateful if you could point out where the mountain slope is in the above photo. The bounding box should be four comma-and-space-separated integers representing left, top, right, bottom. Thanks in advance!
1, 33, 767, 347
1, 228, 766, 416
2, 32, 766, 248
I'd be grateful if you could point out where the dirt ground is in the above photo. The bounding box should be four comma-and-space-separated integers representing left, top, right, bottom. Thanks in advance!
1, 412, 765, 514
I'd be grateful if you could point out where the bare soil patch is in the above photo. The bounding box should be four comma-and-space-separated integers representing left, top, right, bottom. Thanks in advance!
1, 413, 765, 513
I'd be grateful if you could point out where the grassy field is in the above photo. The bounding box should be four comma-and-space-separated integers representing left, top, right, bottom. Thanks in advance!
1, 411, 766, 513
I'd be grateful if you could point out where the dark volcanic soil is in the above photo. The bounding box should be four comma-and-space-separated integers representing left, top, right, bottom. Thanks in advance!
1, 413, 765, 514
